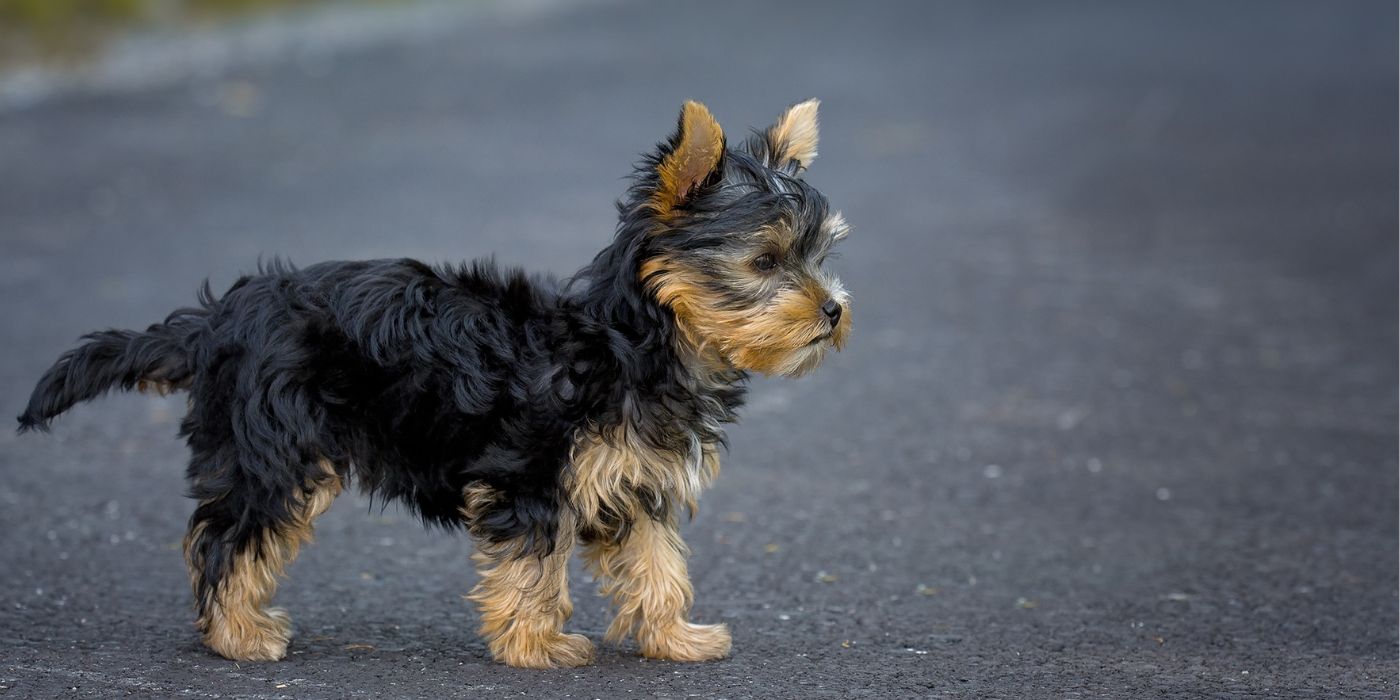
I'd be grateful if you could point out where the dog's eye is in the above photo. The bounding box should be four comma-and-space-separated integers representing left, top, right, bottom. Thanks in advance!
753, 253, 778, 272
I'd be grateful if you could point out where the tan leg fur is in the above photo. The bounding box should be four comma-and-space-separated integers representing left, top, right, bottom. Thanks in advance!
581, 514, 731, 662
465, 503, 593, 669
190, 461, 341, 661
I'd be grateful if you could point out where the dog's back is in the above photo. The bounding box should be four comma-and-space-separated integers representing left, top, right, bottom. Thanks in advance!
19, 258, 544, 430
20, 257, 573, 518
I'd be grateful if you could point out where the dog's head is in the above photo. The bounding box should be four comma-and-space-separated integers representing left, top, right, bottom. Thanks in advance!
624, 100, 851, 377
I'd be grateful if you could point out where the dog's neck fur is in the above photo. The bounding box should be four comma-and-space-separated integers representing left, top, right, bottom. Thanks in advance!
566, 230, 746, 457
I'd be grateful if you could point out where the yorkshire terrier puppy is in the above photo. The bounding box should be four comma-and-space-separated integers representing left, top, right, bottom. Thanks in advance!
18, 100, 851, 667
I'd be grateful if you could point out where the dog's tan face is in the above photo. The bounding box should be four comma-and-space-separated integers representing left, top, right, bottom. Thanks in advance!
638, 100, 852, 377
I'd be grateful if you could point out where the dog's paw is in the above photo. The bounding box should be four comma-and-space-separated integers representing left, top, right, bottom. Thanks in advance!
492, 631, 595, 669
639, 621, 731, 662
203, 607, 292, 662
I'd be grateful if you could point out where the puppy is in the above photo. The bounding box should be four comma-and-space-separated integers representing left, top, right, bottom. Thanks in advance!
19, 99, 851, 667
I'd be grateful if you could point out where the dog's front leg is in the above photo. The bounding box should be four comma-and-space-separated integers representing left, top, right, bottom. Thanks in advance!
466, 507, 593, 668
582, 513, 731, 662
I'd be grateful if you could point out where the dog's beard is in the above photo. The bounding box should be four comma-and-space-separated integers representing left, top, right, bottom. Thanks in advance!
768, 342, 829, 377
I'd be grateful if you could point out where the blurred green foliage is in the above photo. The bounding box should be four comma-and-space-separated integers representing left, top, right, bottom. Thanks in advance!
0, 0, 145, 26
0, 0, 325, 25
0, 0, 345, 65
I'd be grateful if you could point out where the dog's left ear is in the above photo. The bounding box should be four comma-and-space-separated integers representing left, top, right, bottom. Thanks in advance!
763, 98, 820, 171
653, 101, 726, 215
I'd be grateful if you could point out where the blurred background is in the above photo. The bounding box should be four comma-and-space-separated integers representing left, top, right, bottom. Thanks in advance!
1, 1, 1395, 697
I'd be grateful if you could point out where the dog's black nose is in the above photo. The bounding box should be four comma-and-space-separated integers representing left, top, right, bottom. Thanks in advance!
821, 299, 842, 325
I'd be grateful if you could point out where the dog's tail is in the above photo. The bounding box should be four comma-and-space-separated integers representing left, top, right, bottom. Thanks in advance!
18, 309, 206, 433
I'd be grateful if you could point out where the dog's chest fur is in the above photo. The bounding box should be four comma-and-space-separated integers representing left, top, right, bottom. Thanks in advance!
565, 357, 739, 538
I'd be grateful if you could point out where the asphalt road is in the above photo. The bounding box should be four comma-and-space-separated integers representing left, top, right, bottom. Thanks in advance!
1, 1, 1396, 698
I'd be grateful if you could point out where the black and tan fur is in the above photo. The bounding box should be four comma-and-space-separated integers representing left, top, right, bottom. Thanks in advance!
18, 99, 851, 667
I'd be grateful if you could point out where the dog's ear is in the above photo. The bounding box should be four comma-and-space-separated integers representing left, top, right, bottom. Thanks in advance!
653, 101, 726, 214
763, 98, 820, 171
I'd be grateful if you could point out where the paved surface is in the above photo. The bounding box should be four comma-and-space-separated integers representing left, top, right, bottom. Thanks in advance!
1, 1, 1396, 697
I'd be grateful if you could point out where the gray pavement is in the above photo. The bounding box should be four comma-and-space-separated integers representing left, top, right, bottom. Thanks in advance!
1, 1, 1396, 697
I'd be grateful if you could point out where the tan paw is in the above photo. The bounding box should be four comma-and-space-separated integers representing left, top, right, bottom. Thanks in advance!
492, 631, 595, 669
639, 621, 731, 662
203, 607, 292, 662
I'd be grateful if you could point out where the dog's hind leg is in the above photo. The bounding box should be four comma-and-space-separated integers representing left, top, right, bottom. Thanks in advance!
184, 452, 341, 661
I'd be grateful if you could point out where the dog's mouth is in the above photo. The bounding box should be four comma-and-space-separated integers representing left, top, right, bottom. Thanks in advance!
805, 332, 833, 347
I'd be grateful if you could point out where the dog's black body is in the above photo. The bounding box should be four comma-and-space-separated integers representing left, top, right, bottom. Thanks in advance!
22, 252, 740, 567
18, 100, 849, 667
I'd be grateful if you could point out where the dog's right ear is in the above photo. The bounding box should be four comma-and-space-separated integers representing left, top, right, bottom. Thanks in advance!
762, 98, 820, 172
651, 101, 726, 216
